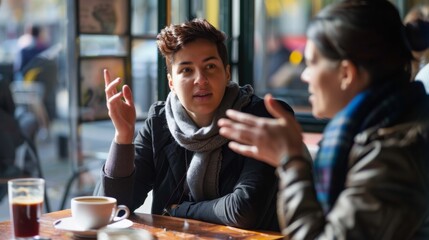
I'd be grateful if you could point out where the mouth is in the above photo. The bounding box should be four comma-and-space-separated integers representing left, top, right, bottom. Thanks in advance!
193, 91, 212, 98
193, 91, 213, 102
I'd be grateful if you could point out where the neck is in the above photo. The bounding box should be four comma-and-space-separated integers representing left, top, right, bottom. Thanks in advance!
189, 112, 213, 127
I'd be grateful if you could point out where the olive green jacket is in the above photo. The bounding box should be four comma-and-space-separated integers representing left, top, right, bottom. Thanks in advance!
277, 119, 429, 240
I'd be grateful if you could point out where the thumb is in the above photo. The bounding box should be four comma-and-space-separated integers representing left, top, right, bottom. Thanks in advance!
264, 94, 292, 120
122, 85, 134, 105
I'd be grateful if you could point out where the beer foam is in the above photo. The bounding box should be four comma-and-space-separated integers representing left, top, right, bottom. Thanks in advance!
12, 196, 43, 205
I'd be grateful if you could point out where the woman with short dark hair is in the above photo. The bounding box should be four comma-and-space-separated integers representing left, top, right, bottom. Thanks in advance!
96, 18, 294, 231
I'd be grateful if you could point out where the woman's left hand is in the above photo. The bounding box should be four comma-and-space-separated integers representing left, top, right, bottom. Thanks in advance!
218, 94, 304, 167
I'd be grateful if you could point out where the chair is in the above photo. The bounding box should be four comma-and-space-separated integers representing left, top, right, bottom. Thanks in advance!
0, 134, 52, 213
59, 151, 108, 210
20, 43, 61, 121
9, 81, 50, 139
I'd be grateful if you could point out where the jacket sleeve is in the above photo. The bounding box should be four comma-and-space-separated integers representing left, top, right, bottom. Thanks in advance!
93, 142, 140, 210
94, 108, 156, 212
277, 136, 429, 239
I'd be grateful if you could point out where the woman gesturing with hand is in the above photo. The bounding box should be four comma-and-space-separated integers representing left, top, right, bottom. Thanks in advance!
218, 1, 429, 239
218, 94, 304, 167
104, 69, 136, 145
95, 19, 295, 232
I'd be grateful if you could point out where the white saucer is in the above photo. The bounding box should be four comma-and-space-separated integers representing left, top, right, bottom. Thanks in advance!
53, 217, 133, 238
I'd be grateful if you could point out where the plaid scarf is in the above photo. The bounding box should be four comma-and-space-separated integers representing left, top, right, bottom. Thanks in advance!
315, 81, 427, 213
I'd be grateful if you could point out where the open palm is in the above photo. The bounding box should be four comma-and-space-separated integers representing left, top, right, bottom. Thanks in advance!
218, 94, 304, 167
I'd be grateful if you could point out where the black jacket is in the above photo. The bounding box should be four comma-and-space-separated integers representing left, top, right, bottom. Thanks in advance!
96, 94, 293, 231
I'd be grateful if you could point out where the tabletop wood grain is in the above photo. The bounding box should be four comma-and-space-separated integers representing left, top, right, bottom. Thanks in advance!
0, 209, 284, 239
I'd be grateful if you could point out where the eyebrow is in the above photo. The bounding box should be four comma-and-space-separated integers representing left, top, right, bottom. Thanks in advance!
177, 56, 219, 66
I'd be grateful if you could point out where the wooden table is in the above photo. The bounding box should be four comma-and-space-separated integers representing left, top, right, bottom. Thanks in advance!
0, 209, 283, 239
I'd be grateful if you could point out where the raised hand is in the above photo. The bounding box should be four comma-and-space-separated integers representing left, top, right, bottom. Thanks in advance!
104, 69, 136, 144
218, 94, 304, 167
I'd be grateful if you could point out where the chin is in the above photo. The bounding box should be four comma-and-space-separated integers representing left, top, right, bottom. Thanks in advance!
191, 106, 216, 114
312, 109, 326, 119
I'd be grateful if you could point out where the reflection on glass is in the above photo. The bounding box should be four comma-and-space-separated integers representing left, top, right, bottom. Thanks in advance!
191, 0, 220, 28
78, 0, 129, 34
79, 57, 126, 121
132, 39, 158, 117
170, 0, 189, 24
131, 0, 158, 35
80, 35, 128, 56
254, 0, 311, 113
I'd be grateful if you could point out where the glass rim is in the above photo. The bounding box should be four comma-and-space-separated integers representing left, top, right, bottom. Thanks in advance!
8, 178, 45, 186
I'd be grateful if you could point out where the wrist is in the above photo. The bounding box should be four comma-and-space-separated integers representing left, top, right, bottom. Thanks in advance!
114, 133, 134, 144
162, 204, 178, 216
280, 155, 311, 170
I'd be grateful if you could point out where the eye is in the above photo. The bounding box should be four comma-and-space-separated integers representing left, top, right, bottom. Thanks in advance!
180, 67, 193, 74
206, 63, 217, 71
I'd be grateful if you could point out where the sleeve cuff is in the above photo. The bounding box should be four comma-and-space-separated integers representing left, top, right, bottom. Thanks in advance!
104, 141, 135, 178
279, 155, 311, 171
171, 201, 192, 218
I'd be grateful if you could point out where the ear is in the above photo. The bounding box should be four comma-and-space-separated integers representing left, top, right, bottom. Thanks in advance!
225, 65, 231, 81
339, 60, 357, 90
167, 73, 174, 92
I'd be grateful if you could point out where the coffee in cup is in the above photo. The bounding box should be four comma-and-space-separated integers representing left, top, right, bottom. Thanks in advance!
71, 196, 130, 230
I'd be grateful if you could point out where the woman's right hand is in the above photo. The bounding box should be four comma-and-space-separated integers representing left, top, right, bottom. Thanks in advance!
218, 94, 304, 167
104, 69, 136, 144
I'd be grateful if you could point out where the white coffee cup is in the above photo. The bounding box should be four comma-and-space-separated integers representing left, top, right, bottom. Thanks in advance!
71, 196, 130, 230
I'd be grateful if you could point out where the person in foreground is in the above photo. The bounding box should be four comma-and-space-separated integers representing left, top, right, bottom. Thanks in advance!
95, 18, 294, 231
218, 0, 429, 239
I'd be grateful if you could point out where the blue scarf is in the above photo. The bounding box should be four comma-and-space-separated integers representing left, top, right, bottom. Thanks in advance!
315, 81, 427, 213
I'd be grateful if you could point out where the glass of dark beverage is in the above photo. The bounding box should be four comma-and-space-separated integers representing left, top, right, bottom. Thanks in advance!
8, 178, 45, 239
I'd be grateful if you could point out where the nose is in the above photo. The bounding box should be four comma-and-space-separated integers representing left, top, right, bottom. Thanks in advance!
300, 67, 310, 83
194, 69, 208, 85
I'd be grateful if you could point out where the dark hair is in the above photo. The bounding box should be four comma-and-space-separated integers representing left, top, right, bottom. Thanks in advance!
307, 0, 413, 84
30, 25, 41, 38
405, 19, 429, 51
156, 18, 229, 74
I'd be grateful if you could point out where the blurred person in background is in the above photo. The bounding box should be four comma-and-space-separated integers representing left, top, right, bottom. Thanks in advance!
13, 24, 50, 76
12, 23, 58, 121
219, 0, 429, 239
404, 4, 429, 92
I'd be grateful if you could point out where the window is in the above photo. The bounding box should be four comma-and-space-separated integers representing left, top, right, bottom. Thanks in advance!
131, 0, 159, 118
254, 0, 310, 112
253, 0, 329, 132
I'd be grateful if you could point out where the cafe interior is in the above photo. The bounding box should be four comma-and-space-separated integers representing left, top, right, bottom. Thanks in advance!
0, 0, 428, 239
